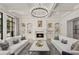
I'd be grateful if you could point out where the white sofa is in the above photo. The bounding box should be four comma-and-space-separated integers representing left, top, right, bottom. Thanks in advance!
0, 36, 29, 55
51, 35, 79, 55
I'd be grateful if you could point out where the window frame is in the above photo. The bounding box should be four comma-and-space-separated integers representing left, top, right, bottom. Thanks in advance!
0, 12, 3, 40
7, 15, 15, 37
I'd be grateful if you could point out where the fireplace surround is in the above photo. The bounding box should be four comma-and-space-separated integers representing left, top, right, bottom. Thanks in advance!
35, 31, 46, 40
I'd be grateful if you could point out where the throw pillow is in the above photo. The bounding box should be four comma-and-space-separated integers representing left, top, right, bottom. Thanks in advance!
21, 37, 26, 40
0, 40, 9, 50
13, 39, 19, 44
61, 39, 67, 44
54, 36, 59, 40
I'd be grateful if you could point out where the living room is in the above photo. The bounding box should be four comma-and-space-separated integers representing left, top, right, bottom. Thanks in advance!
0, 3, 79, 55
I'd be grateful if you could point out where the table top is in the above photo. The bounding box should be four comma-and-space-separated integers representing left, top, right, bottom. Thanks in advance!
29, 41, 50, 51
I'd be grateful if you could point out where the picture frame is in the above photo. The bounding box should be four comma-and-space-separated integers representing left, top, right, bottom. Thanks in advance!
21, 23, 26, 34
55, 23, 60, 34
27, 23, 32, 33
48, 23, 52, 28
22, 23, 25, 27
38, 20, 42, 27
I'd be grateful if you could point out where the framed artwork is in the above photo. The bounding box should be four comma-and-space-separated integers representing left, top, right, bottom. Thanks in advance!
21, 23, 26, 34
27, 23, 32, 33
48, 23, 52, 28
38, 20, 42, 27
22, 23, 25, 27
55, 23, 60, 34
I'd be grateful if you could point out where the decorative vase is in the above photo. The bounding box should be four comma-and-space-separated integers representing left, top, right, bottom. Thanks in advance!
36, 40, 43, 47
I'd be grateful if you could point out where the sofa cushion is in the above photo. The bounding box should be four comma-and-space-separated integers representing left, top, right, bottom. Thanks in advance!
6, 37, 14, 46
6, 36, 22, 46
0, 51, 10, 55
71, 41, 79, 51
9, 40, 28, 54
14, 36, 22, 42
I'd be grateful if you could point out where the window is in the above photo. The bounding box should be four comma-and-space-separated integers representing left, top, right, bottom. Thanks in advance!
73, 20, 79, 39
0, 12, 3, 39
7, 16, 15, 37
0, 17, 1, 33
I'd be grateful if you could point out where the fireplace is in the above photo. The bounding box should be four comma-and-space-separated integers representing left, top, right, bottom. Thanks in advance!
35, 31, 46, 40
36, 33, 44, 38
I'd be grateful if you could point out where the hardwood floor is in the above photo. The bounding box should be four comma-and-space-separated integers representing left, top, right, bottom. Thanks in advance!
18, 41, 60, 55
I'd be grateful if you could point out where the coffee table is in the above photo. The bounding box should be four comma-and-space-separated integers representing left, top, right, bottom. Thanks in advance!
29, 40, 50, 55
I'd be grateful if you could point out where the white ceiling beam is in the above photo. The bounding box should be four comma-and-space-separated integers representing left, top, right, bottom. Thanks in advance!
48, 3, 58, 17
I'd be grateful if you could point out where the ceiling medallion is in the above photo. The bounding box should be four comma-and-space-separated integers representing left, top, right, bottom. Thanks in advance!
31, 7, 48, 18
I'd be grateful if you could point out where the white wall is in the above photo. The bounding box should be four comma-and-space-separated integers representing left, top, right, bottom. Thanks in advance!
19, 17, 47, 40
3, 13, 7, 40
14, 17, 20, 36
19, 9, 79, 40
19, 14, 59, 41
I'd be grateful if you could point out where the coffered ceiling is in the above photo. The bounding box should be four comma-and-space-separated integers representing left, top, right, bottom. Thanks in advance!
0, 3, 79, 19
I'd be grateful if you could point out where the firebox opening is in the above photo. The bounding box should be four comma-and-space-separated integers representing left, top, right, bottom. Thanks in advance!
36, 33, 44, 38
